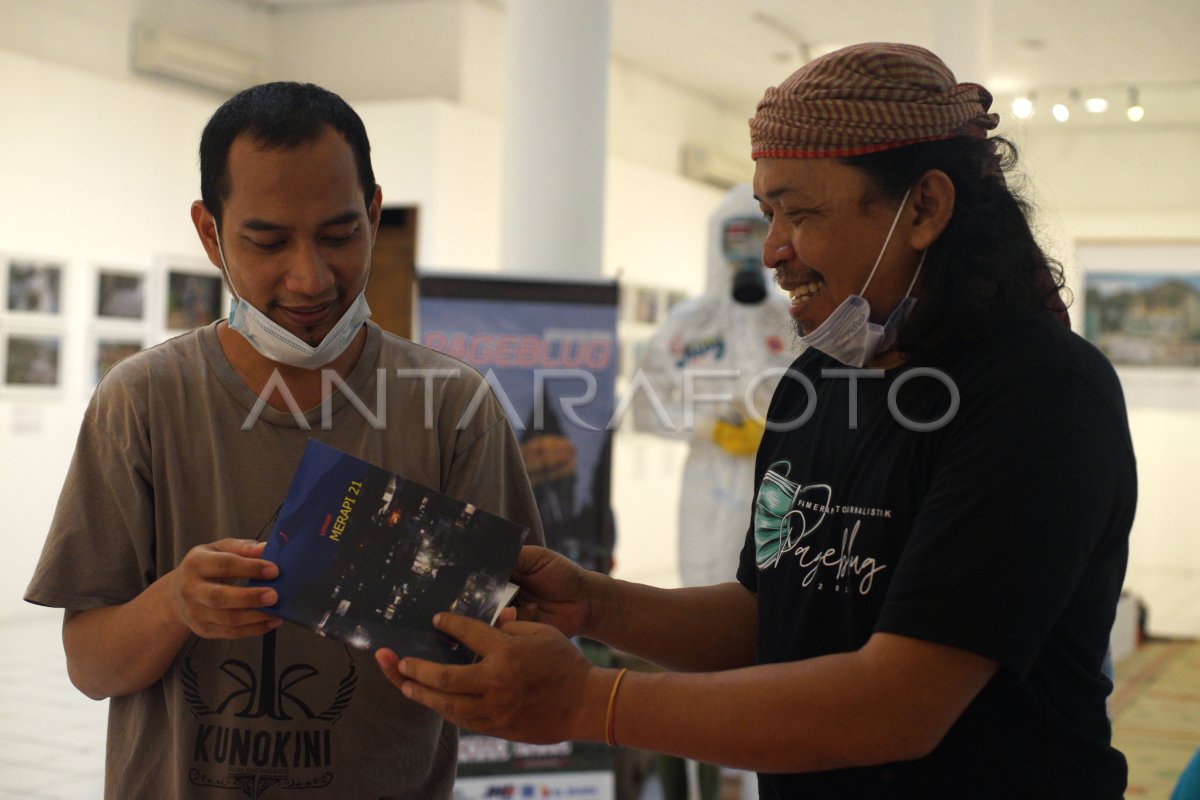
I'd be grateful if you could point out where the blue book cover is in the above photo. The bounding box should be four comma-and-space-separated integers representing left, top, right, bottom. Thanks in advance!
251, 439, 527, 664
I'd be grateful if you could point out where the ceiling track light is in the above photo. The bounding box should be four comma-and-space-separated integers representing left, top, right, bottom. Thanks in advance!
1050, 88, 1079, 122
1127, 87, 1145, 122
1012, 92, 1035, 119
1005, 83, 1161, 125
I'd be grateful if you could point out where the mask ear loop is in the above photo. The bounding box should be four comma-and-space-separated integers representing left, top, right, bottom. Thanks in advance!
210, 219, 247, 311
902, 251, 927, 299
858, 185, 914, 295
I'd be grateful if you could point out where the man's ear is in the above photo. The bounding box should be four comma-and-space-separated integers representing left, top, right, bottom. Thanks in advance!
191, 201, 223, 270
908, 169, 955, 251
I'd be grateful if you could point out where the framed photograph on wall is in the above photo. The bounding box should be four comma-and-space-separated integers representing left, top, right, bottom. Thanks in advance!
94, 337, 144, 384
96, 268, 146, 320
164, 266, 223, 331
1076, 241, 1200, 411
4, 257, 64, 316
3, 331, 62, 388
1083, 272, 1200, 367
633, 286, 659, 325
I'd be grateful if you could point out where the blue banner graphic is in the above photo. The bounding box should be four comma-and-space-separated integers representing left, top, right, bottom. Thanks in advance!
418, 277, 618, 573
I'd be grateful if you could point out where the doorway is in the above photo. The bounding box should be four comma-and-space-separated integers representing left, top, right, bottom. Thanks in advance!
366, 206, 418, 339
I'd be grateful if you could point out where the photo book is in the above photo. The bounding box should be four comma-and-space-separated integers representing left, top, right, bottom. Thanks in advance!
250, 439, 528, 664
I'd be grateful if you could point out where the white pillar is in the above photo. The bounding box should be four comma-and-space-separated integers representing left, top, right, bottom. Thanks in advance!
931, 0, 992, 84
500, 0, 610, 278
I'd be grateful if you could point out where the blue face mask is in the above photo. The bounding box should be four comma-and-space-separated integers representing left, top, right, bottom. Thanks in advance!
213, 225, 372, 369
799, 187, 925, 368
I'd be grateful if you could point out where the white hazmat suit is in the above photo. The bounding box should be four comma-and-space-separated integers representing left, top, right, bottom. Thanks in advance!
633, 183, 797, 586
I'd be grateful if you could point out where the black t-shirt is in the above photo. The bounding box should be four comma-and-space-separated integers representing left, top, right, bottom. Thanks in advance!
737, 311, 1136, 799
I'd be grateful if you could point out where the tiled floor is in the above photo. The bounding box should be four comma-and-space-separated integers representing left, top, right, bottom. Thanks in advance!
1111, 639, 1200, 798
1125, 564, 1200, 639
1, 565, 1195, 799
0, 614, 105, 800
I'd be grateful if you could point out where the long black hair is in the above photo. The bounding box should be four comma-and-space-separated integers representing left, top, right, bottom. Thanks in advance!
842, 136, 1068, 361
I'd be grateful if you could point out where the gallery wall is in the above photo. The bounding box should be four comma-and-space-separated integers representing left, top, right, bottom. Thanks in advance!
1015, 127, 1200, 610
1, 0, 1198, 628
0, 44, 718, 617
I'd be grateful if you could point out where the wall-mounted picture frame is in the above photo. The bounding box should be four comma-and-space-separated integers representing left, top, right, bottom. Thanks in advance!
94, 337, 144, 384
3, 331, 62, 388
619, 282, 692, 328
164, 266, 223, 331
1077, 242, 1200, 370
1084, 272, 1200, 367
4, 257, 64, 316
633, 286, 660, 325
96, 267, 146, 320
1075, 241, 1200, 412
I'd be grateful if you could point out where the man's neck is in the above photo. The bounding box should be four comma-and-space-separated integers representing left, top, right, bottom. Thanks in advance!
215, 320, 369, 411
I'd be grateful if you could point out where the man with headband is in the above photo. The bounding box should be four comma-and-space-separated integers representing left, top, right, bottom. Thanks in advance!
25, 82, 543, 799
379, 43, 1134, 798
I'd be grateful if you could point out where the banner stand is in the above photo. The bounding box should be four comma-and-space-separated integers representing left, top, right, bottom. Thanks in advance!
419, 273, 619, 798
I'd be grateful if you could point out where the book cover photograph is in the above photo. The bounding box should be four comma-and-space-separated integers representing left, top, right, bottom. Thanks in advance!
251, 439, 528, 664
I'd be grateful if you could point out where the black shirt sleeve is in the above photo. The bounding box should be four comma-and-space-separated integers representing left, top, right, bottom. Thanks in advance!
874, 358, 1136, 676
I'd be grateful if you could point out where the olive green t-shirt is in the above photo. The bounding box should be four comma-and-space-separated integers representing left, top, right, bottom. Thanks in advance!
26, 321, 543, 800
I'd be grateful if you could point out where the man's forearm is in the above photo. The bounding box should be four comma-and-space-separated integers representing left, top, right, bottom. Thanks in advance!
585, 633, 997, 772
63, 574, 191, 700
586, 579, 757, 672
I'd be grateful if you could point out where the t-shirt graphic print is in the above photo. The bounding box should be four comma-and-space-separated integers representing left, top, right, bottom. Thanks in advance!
753, 459, 889, 598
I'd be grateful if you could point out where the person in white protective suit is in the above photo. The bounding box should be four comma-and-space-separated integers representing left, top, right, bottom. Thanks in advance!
633, 182, 796, 588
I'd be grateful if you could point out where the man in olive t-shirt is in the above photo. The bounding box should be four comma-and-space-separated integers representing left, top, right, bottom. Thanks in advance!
25, 82, 543, 799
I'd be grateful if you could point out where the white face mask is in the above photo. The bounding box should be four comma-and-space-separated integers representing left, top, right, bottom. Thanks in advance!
799, 187, 924, 368
213, 223, 372, 369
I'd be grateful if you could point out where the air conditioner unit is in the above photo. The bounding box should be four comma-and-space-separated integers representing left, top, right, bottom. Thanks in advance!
132, 22, 264, 94
680, 143, 752, 190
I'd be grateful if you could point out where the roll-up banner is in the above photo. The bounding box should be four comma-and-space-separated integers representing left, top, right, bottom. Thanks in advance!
418, 275, 618, 574
418, 275, 619, 798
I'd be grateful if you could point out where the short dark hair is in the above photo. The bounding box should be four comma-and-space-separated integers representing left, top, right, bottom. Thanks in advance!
199, 82, 375, 230
841, 136, 1068, 362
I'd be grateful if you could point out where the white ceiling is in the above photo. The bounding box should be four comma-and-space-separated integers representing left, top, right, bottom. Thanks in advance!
610, 0, 1197, 100
254, 0, 1200, 125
